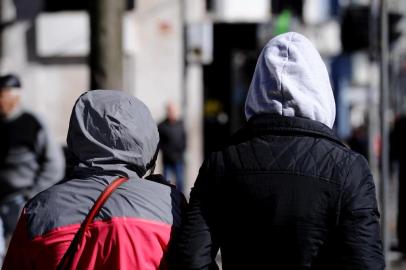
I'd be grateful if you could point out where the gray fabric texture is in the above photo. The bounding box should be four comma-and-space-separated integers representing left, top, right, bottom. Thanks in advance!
245, 32, 336, 128
67, 90, 160, 178
26, 174, 184, 238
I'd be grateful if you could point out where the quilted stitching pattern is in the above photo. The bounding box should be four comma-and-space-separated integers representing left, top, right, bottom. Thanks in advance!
188, 115, 383, 270
217, 115, 359, 186
224, 134, 355, 185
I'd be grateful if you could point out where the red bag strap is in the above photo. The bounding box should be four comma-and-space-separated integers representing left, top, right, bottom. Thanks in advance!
57, 177, 128, 270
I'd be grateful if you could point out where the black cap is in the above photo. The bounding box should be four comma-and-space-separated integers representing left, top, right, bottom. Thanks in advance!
0, 74, 21, 89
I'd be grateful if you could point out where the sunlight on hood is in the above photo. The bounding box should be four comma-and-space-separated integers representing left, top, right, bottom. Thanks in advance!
245, 32, 336, 128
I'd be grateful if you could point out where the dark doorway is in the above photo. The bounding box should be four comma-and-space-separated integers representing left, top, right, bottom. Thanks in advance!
203, 23, 259, 157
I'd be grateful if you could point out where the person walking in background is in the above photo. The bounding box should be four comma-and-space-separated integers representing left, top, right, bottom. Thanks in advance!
0, 74, 65, 262
347, 124, 368, 160
158, 102, 187, 192
2, 90, 185, 270
174, 32, 384, 269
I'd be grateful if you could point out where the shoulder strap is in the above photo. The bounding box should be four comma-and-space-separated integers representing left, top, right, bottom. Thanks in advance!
57, 177, 128, 270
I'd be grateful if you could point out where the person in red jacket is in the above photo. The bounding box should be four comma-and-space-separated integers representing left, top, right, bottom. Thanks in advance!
2, 90, 185, 270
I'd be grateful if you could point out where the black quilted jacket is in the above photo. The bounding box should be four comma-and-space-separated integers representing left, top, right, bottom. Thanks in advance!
175, 114, 384, 270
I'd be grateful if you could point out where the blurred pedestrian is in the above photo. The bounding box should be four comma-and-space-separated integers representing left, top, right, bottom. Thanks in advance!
174, 32, 384, 269
0, 74, 65, 262
347, 124, 368, 160
2, 90, 185, 270
158, 102, 186, 192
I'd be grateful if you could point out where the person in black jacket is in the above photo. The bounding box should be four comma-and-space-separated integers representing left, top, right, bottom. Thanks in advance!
158, 102, 186, 192
174, 32, 384, 269
0, 74, 65, 264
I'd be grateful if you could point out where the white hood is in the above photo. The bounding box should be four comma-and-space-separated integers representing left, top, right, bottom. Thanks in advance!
245, 32, 336, 128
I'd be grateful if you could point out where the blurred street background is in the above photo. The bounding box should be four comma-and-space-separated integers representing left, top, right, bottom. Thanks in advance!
1, 0, 406, 268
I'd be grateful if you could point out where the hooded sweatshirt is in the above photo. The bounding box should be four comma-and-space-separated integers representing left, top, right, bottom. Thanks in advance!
2, 90, 185, 270
245, 32, 336, 128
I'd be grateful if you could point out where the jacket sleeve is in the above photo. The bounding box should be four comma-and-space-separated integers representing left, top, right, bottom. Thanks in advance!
2, 211, 33, 270
338, 155, 385, 270
29, 118, 65, 198
173, 159, 219, 270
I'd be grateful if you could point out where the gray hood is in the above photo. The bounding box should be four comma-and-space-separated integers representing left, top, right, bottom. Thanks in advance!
67, 90, 159, 178
245, 32, 336, 128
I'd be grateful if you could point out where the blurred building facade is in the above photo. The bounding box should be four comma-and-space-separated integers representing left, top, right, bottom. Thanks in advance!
0, 0, 202, 193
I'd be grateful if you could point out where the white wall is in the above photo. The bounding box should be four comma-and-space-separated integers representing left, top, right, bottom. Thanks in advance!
23, 66, 89, 143
135, 0, 204, 195
134, 0, 183, 121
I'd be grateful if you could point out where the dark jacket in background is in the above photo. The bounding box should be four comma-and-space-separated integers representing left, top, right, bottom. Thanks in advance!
0, 110, 65, 200
175, 115, 384, 270
158, 119, 186, 164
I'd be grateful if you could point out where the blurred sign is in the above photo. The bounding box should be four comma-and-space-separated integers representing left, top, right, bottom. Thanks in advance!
300, 20, 341, 55
158, 21, 173, 35
303, 0, 330, 24
215, 0, 270, 22
186, 22, 213, 64
36, 12, 136, 57
37, 12, 89, 57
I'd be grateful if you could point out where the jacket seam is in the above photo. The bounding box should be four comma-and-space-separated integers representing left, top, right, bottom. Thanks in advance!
214, 170, 341, 185
250, 140, 265, 170
336, 155, 360, 226
253, 126, 343, 144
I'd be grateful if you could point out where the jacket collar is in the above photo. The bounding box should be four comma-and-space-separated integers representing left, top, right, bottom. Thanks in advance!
231, 114, 346, 147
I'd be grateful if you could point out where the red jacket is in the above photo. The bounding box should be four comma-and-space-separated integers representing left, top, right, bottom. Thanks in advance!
3, 176, 184, 270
